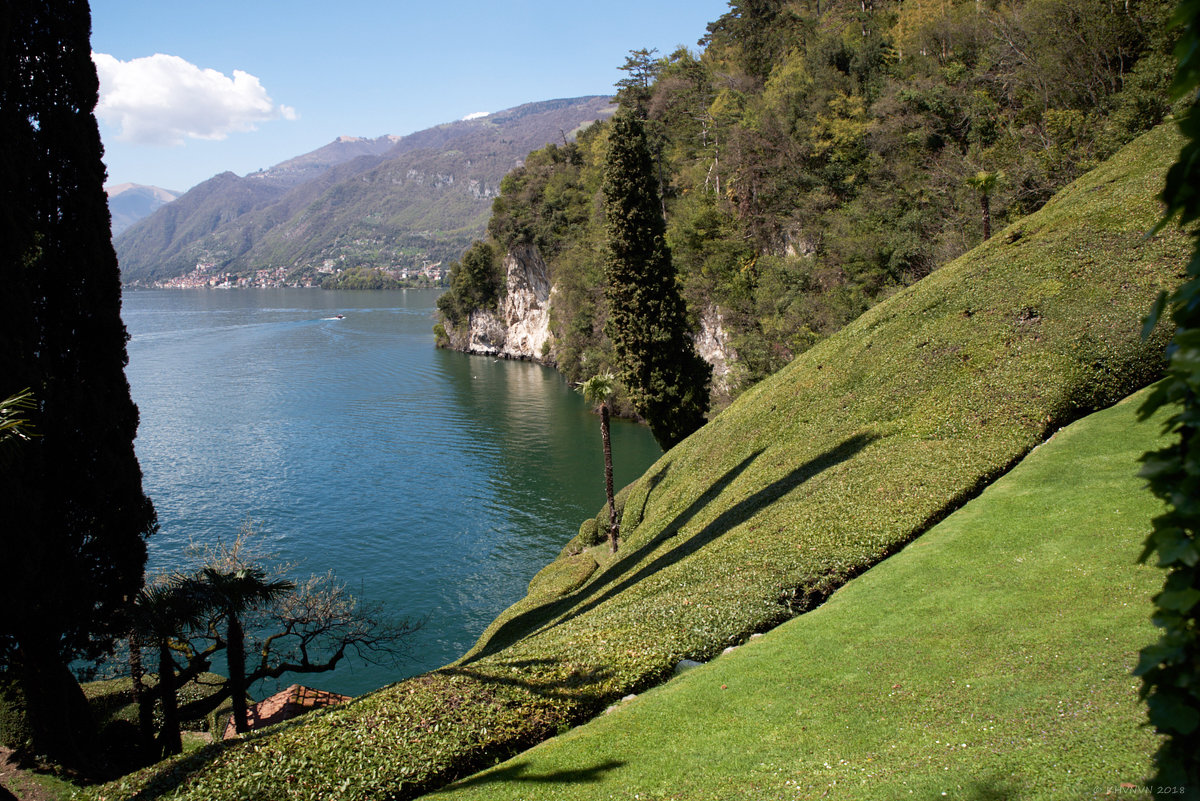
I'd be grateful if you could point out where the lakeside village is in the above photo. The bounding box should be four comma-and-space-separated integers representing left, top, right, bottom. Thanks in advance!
145, 257, 448, 289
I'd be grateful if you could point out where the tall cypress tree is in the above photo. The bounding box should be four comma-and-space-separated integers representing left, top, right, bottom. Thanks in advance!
603, 110, 711, 450
0, 0, 156, 770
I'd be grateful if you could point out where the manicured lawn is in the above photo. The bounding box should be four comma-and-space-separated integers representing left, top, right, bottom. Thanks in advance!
428, 388, 1169, 801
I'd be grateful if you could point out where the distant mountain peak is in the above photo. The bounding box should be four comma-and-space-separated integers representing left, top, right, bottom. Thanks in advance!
334, 134, 400, 144
106, 183, 181, 236
106, 182, 179, 200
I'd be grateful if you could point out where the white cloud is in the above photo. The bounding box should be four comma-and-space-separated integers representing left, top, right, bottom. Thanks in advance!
93, 52, 297, 146
461, 111, 490, 121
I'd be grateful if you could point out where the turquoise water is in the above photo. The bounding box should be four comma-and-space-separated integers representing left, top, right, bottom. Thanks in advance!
122, 289, 661, 696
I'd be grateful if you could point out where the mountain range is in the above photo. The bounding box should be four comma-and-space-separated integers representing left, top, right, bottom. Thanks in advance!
115, 96, 617, 286
106, 183, 180, 237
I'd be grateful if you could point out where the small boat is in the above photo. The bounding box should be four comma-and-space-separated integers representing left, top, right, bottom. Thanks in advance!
335, 314, 345, 319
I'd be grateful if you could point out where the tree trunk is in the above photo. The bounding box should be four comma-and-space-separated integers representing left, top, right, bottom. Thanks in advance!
227, 612, 250, 734
981, 192, 991, 240
128, 631, 153, 752
14, 641, 96, 774
156, 639, 182, 757
601, 402, 619, 552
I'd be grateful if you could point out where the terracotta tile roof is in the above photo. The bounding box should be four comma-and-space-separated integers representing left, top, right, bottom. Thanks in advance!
223, 684, 351, 739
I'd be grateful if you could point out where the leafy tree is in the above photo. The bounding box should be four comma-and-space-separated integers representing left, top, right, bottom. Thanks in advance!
603, 110, 711, 450
1135, 0, 1200, 794
579, 373, 620, 552
436, 241, 502, 327
199, 566, 294, 735
131, 579, 209, 757
488, 142, 589, 257
0, 0, 157, 771
126, 529, 417, 757
615, 48, 663, 118
701, 0, 805, 85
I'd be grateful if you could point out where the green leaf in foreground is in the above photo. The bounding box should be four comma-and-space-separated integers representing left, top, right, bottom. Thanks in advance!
1135, 1, 1200, 794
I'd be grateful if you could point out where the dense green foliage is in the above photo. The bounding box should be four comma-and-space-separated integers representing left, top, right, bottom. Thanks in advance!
1135, 1, 1200, 795
436, 241, 503, 327
0, 0, 156, 770
469, 0, 1179, 402
432, 388, 1173, 801
603, 111, 711, 449
319, 267, 407, 290
85, 122, 1190, 801
485, 131, 614, 388
0, 676, 33, 754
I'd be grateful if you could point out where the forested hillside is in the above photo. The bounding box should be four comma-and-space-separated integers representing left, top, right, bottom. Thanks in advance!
440, 0, 1178, 402
115, 97, 616, 286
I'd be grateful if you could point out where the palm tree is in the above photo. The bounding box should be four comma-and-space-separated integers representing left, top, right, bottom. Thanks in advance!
966, 170, 1003, 240
580, 373, 620, 552
0, 388, 36, 443
0, 389, 36, 481
200, 566, 294, 734
132, 578, 208, 757
126, 624, 151, 755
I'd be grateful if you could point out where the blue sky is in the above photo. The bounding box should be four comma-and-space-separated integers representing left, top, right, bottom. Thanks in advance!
91, 0, 732, 192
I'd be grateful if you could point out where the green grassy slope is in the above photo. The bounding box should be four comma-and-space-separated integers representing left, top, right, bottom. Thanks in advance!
88, 125, 1189, 801
458, 122, 1186, 672
428, 386, 1170, 801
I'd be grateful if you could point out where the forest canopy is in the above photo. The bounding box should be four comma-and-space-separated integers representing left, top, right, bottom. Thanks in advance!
441, 0, 1180, 404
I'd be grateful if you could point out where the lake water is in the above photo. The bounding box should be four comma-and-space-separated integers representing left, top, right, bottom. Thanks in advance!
121, 289, 661, 696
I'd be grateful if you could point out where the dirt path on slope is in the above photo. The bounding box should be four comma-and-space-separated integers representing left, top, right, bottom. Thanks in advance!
0, 748, 57, 801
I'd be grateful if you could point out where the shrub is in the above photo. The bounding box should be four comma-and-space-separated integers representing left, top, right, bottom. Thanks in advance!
526, 554, 598, 599
0, 676, 31, 752
577, 518, 601, 547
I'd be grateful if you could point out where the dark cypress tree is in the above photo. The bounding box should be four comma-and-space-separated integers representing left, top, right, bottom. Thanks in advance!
0, 0, 157, 771
603, 110, 711, 450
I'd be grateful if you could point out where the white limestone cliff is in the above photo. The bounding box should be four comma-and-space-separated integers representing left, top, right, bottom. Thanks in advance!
449, 244, 555, 362
445, 245, 737, 386
695, 304, 735, 396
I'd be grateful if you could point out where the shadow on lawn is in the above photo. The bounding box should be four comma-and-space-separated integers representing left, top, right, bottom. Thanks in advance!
959, 774, 1025, 800
112, 739, 232, 801
538, 431, 879, 637
461, 450, 761, 663
438, 758, 626, 793
116, 435, 880, 801
441, 657, 614, 704
632, 459, 669, 528
464, 432, 879, 664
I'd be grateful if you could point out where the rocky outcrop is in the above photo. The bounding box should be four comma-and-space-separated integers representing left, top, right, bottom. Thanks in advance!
448, 244, 555, 362
696, 304, 736, 395
445, 248, 737, 385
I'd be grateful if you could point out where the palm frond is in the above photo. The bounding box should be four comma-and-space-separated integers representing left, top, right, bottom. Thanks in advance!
579, 372, 617, 406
